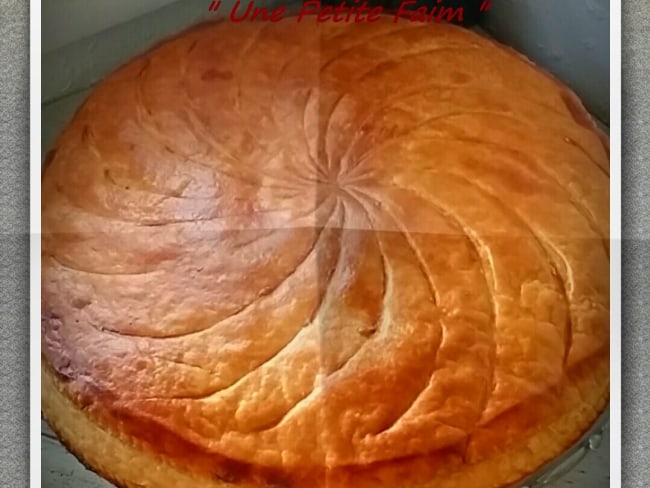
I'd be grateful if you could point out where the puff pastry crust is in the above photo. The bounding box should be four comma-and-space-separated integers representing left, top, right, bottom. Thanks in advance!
41, 17, 610, 488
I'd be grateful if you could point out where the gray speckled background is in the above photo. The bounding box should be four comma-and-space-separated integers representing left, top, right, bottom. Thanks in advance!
0, 0, 30, 486
0, 0, 644, 486
622, 2, 650, 487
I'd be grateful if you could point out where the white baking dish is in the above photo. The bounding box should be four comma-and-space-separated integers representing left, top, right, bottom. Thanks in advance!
40, 3, 610, 486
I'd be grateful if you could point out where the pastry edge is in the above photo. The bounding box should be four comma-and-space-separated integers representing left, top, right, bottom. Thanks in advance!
41, 357, 609, 488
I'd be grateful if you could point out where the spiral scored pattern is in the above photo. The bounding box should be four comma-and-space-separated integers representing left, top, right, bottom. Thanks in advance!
42, 18, 609, 484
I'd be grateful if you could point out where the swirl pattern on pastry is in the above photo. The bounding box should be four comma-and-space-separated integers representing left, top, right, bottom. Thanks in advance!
42, 17, 610, 485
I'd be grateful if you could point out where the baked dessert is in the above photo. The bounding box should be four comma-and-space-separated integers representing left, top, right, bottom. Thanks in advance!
41, 16, 610, 488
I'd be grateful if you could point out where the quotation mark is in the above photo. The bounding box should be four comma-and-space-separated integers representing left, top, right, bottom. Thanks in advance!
480, 0, 492, 11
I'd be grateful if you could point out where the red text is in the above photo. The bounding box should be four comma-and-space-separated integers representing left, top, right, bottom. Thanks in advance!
208, 1, 479, 24
298, 0, 383, 23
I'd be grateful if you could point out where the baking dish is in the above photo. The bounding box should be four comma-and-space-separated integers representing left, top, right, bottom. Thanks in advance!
40, 4, 610, 487
512, 409, 609, 487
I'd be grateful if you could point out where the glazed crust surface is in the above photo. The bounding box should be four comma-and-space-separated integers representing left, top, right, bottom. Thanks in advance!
41, 17, 610, 488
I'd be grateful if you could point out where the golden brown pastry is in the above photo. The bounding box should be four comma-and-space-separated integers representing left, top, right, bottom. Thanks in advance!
41, 16, 610, 488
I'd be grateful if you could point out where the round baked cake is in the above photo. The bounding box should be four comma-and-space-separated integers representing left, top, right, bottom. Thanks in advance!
41, 17, 610, 488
